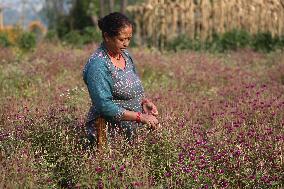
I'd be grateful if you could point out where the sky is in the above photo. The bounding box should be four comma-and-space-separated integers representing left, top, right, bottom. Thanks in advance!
0, 0, 45, 26
0, 0, 43, 12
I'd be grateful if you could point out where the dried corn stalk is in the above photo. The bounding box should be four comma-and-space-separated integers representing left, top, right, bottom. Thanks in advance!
127, 0, 284, 48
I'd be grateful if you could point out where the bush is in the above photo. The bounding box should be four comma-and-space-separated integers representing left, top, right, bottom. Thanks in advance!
166, 29, 284, 53
166, 35, 202, 51
81, 26, 101, 44
62, 30, 84, 47
0, 32, 11, 47
251, 32, 276, 52
62, 28, 101, 47
44, 30, 59, 42
213, 29, 251, 52
0, 26, 23, 45
17, 32, 36, 51
275, 35, 284, 49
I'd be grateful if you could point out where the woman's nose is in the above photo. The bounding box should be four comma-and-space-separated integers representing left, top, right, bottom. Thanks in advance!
124, 40, 130, 47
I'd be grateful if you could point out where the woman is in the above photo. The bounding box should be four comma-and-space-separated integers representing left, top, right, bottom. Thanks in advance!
83, 12, 159, 146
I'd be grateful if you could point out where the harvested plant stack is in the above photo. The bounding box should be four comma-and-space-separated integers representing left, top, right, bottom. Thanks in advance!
127, 0, 284, 46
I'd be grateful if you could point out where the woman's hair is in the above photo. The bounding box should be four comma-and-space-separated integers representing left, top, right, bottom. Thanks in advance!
98, 12, 133, 38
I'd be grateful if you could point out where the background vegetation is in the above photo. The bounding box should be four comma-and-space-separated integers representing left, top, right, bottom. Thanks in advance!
128, 0, 284, 49
0, 42, 283, 188
1, 0, 284, 52
0, 0, 283, 188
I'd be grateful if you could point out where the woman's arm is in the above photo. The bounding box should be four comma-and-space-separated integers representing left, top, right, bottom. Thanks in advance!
122, 110, 159, 130
85, 59, 159, 129
85, 60, 126, 120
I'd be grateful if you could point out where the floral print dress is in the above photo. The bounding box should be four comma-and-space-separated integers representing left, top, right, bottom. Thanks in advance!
83, 43, 145, 143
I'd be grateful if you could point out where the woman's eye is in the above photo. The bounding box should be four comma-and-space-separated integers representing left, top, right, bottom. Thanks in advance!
118, 37, 131, 42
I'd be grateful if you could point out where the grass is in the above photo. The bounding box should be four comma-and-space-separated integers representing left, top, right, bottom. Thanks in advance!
0, 43, 283, 188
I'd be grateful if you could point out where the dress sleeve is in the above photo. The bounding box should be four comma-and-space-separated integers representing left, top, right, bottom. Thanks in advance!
85, 59, 126, 121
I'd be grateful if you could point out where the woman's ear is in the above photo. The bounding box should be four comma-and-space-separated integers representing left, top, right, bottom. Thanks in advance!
104, 32, 110, 42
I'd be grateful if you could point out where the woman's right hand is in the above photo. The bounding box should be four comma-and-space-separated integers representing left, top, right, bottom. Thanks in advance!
141, 113, 159, 130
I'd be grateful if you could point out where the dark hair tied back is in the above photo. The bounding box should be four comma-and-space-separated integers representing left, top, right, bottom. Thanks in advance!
98, 12, 133, 38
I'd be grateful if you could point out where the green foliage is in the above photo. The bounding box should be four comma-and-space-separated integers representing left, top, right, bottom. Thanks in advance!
251, 32, 276, 52
1, 33, 284, 188
212, 29, 251, 52
44, 29, 59, 42
0, 32, 12, 47
166, 35, 203, 51
63, 30, 84, 47
144, 132, 177, 186
82, 26, 102, 44
87, 0, 100, 17
277, 36, 284, 48
141, 65, 174, 91
166, 30, 284, 53
69, 0, 93, 31
43, 0, 94, 40
61, 27, 101, 46
56, 16, 72, 38
17, 32, 36, 51
41, 0, 158, 46
0, 65, 41, 98
29, 111, 88, 188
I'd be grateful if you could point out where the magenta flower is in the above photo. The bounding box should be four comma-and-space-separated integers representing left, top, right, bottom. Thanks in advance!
165, 172, 171, 177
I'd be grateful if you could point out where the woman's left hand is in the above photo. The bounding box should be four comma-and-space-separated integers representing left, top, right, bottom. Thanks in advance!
142, 99, 158, 116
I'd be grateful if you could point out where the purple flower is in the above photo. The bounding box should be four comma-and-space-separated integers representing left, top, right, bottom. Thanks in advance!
95, 166, 103, 174
178, 121, 185, 128
97, 180, 103, 189
271, 112, 276, 116
220, 179, 229, 188
165, 172, 172, 177
132, 182, 143, 187
119, 165, 125, 172
234, 150, 241, 157
183, 166, 192, 173
111, 165, 116, 171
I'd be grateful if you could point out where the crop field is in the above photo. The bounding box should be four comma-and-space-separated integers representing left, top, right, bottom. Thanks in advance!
0, 43, 283, 188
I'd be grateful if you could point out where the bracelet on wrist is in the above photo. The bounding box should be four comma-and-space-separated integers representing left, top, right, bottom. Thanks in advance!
136, 112, 141, 123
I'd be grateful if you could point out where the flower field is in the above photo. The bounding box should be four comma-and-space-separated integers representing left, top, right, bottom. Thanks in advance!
0, 43, 283, 188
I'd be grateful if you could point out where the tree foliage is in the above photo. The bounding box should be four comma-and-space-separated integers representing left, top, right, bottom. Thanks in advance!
40, 0, 143, 40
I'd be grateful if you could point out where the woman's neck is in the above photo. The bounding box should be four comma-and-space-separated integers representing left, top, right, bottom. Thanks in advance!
109, 50, 122, 60
103, 42, 122, 60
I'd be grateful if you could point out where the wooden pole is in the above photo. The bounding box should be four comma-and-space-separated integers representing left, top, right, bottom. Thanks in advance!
95, 117, 107, 151
0, 7, 4, 30
120, 0, 128, 14
109, 0, 114, 13
20, 0, 27, 28
0, 7, 3, 30
99, 0, 105, 18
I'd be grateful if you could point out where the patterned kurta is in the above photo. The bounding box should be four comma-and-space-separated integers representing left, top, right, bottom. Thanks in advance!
83, 43, 145, 142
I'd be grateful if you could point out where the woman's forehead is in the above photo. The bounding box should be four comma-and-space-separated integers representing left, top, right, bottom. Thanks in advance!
118, 26, 133, 37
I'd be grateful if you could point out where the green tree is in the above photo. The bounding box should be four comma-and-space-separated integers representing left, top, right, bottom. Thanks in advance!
40, 0, 143, 39
69, 0, 94, 30
41, 0, 74, 30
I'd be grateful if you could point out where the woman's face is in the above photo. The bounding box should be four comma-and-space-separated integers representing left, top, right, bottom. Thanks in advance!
105, 25, 133, 54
